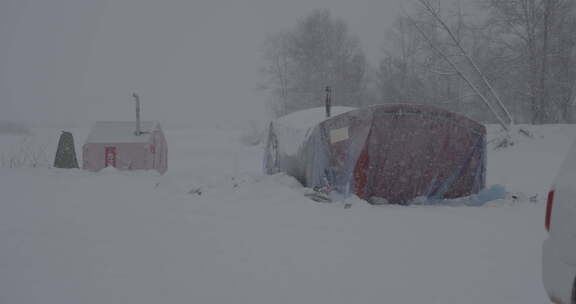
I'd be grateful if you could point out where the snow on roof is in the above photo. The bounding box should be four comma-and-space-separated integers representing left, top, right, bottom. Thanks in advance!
276, 106, 356, 130
86, 121, 159, 144
272, 107, 355, 157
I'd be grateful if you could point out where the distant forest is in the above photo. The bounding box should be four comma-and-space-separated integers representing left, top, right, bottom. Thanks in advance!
261, 0, 576, 125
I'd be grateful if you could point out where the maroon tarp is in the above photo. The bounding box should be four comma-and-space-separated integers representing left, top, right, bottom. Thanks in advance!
265, 104, 486, 204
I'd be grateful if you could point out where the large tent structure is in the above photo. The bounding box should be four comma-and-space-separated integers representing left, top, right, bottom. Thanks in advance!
264, 104, 487, 204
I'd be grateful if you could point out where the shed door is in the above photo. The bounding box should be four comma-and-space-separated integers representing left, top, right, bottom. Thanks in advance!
105, 147, 117, 167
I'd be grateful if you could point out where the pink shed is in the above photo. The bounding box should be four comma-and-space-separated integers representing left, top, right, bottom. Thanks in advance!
82, 121, 167, 174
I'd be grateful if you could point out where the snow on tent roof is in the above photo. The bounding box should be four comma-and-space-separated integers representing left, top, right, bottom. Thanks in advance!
86, 121, 158, 143
271, 107, 356, 157
276, 107, 356, 130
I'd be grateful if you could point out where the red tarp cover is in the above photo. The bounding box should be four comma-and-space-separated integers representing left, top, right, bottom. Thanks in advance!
265, 104, 486, 204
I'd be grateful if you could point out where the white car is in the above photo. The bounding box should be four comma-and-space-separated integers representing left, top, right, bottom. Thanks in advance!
543, 141, 576, 303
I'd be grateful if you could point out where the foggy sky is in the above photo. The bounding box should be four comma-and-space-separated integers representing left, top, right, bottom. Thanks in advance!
0, 0, 403, 127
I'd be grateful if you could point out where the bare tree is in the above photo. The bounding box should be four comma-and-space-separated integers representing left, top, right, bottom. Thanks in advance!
415, 0, 514, 127
262, 32, 293, 116
376, 15, 426, 105
406, 13, 511, 131
262, 9, 368, 116
481, 0, 576, 123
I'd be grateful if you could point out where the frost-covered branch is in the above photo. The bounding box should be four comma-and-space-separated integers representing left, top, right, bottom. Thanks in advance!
406, 14, 510, 131
416, 0, 514, 126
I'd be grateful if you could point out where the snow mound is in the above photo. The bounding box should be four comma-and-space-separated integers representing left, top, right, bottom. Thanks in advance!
409, 185, 507, 206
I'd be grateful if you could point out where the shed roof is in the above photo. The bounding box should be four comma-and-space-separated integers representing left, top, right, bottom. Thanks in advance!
85, 121, 159, 144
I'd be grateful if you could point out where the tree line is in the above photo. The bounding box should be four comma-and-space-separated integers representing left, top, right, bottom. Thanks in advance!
261, 0, 576, 124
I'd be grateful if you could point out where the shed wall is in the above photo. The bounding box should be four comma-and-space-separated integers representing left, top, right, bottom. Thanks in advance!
82, 126, 167, 174
83, 143, 149, 172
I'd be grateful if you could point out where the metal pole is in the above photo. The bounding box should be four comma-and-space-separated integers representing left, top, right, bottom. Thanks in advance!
325, 86, 332, 118
132, 93, 141, 136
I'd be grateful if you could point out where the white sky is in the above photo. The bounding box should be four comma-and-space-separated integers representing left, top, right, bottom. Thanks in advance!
0, 0, 405, 127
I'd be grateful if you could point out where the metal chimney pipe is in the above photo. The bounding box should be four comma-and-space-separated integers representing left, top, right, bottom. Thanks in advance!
325, 86, 332, 118
132, 93, 141, 136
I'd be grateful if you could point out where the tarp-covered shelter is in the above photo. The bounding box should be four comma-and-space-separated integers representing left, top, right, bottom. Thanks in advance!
264, 104, 486, 204
83, 121, 167, 174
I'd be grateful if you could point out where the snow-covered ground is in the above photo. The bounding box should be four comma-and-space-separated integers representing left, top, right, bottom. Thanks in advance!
0, 124, 573, 304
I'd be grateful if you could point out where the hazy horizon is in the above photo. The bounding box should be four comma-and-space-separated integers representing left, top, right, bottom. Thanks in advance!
0, 0, 406, 127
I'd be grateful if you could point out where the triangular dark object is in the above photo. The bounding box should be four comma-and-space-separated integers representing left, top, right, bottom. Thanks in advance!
54, 131, 79, 168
